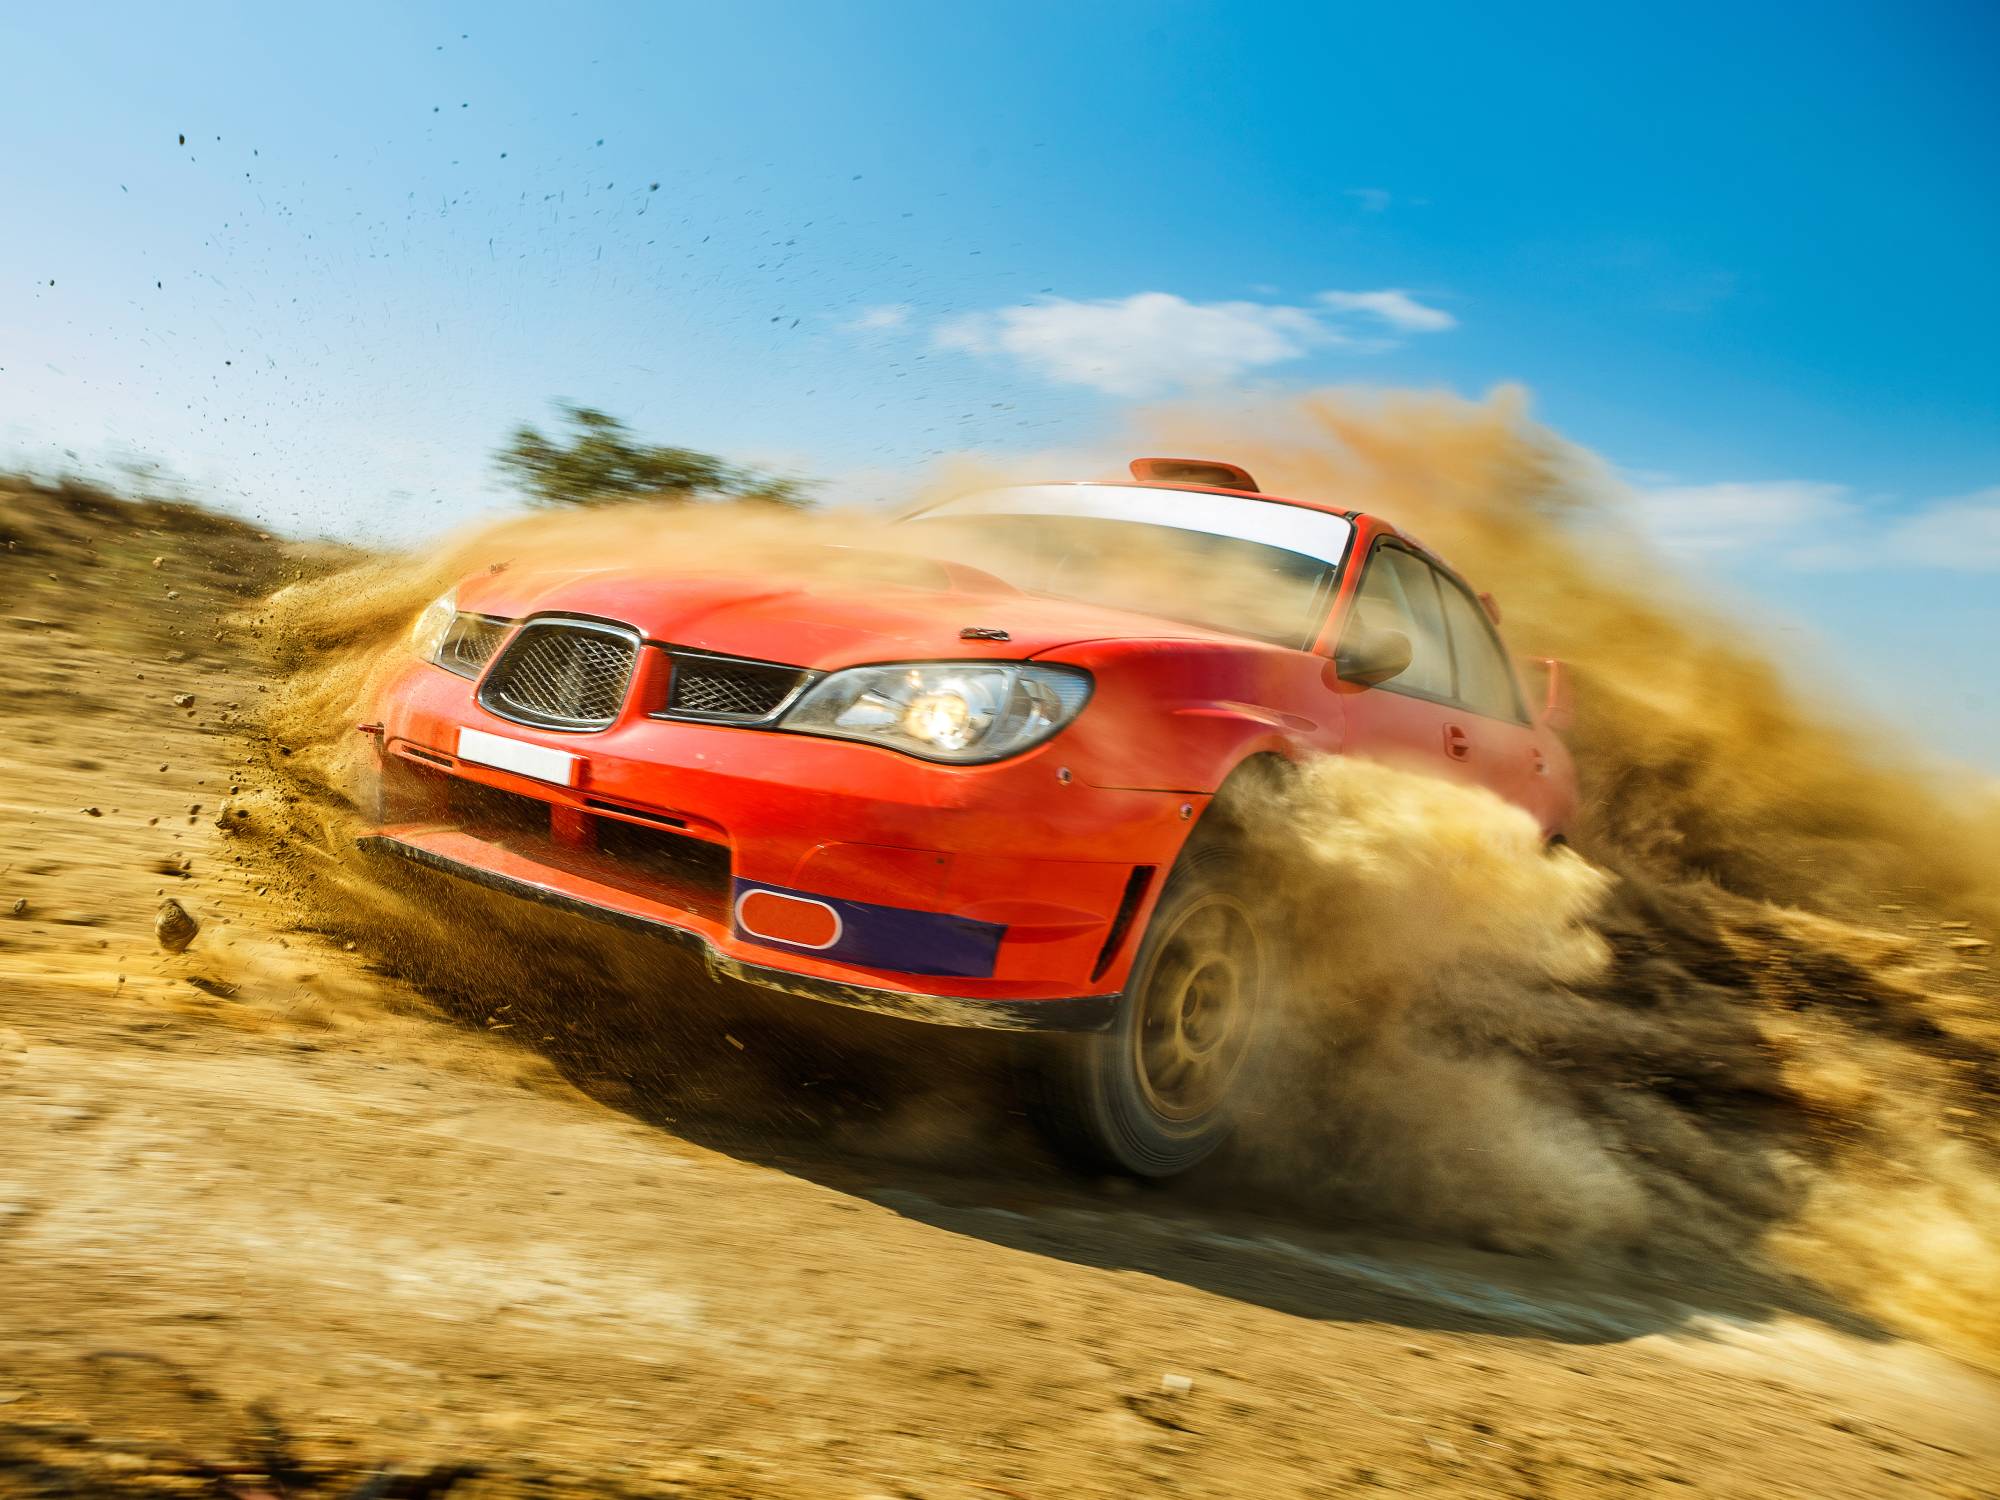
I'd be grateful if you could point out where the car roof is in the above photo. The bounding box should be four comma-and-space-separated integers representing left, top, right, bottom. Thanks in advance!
1023, 478, 1445, 559
1032, 477, 1360, 522
915, 477, 1456, 577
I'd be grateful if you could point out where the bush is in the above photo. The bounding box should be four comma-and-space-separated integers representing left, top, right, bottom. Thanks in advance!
497, 404, 810, 508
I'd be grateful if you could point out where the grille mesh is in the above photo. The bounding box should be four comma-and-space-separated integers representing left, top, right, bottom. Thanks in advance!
668, 657, 804, 720
440, 616, 510, 678
481, 622, 636, 729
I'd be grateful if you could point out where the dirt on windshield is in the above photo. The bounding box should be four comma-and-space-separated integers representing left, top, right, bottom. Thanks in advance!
4, 403, 1999, 1499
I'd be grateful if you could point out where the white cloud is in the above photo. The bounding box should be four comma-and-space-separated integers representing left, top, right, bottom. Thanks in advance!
1628, 479, 2000, 573
842, 304, 909, 333
935, 288, 1454, 397
1317, 288, 1457, 333
1627, 480, 1861, 564
1886, 487, 2000, 571
936, 293, 1329, 397
1345, 187, 1392, 213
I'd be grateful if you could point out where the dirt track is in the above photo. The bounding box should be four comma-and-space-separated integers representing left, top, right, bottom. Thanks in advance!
3, 483, 1998, 1497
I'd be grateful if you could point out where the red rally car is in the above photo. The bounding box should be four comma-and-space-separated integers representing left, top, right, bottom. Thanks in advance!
360, 458, 1577, 1177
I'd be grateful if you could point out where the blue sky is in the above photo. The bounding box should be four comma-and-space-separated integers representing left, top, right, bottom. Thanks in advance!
3, 2, 1996, 763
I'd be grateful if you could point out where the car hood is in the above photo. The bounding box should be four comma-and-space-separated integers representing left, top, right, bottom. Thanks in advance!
452, 561, 1244, 669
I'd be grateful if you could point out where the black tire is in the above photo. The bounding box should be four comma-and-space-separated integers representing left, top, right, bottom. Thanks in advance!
1026, 842, 1270, 1179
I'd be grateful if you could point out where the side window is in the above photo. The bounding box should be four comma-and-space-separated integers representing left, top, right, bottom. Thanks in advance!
1436, 577, 1525, 722
1344, 545, 1454, 699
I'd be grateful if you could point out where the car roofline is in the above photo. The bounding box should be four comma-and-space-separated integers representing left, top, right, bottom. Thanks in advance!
909, 477, 1483, 570
902, 478, 1434, 580
1004, 477, 1360, 521
1028, 480, 1439, 570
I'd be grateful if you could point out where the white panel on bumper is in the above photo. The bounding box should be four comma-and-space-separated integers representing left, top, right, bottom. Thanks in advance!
455, 727, 580, 786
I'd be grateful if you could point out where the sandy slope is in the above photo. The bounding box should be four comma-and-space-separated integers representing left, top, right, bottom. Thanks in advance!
2, 481, 1996, 1498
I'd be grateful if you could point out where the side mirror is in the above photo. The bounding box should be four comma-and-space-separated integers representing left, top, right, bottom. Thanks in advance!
1530, 656, 1574, 732
1335, 624, 1413, 687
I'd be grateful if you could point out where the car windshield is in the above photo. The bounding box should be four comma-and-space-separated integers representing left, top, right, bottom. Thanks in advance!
901, 484, 1351, 647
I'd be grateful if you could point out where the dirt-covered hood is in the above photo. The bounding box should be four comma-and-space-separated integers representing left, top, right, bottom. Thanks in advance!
451, 560, 1240, 669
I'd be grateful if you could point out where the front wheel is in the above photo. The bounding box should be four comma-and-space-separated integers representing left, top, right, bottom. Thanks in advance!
1026, 844, 1270, 1178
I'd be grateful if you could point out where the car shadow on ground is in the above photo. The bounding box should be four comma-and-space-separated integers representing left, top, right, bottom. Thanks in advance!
370, 863, 1896, 1353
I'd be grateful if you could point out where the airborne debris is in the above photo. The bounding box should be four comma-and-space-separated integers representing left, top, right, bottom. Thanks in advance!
154, 898, 200, 954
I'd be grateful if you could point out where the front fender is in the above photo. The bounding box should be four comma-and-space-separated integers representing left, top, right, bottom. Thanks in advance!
1035, 638, 1335, 794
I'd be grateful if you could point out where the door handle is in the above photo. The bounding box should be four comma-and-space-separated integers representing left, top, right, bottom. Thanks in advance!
1443, 723, 1471, 760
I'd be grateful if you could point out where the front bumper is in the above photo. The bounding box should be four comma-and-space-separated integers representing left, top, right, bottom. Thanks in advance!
359, 834, 1120, 1032
360, 657, 1199, 1030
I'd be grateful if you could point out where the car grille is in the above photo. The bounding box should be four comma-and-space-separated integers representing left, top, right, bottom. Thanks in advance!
438, 615, 511, 679
665, 654, 807, 722
478, 619, 638, 730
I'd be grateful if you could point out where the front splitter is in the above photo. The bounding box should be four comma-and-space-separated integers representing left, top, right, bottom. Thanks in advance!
357, 835, 1120, 1034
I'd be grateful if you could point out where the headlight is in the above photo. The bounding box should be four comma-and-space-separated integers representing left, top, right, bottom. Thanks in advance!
410, 588, 458, 665
780, 662, 1091, 763
411, 589, 513, 679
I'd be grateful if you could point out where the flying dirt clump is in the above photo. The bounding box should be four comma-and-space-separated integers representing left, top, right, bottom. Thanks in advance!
154, 896, 200, 953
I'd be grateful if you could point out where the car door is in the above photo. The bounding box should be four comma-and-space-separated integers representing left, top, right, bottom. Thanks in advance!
1331, 541, 1469, 781
1431, 567, 1552, 819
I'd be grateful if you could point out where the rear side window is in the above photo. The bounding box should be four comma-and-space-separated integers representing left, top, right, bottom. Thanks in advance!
1346, 545, 1454, 699
1437, 580, 1526, 722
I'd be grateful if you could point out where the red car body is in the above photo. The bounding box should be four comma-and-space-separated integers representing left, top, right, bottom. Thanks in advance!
360, 463, 1576, 1036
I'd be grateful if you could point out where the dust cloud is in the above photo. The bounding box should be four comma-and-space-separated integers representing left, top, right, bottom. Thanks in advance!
249, 387, 2000, 1369
1138, 387, 2000, 919
1144, 389, 2000, 1365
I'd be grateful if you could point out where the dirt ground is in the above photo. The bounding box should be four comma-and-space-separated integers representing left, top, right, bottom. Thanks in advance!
3, 481, 1997, 1498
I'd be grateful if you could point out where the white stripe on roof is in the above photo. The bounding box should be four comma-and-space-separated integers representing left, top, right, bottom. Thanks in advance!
910, 484, 1355, 568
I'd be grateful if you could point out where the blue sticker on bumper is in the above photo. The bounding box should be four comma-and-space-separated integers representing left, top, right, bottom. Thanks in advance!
731, 879, 1006, 979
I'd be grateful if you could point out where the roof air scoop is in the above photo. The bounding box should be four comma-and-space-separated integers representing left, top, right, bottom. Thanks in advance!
1128, 457, 1259, 492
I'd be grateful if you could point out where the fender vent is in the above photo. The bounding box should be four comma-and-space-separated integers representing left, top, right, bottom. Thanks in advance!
1092, 865, 1156, 981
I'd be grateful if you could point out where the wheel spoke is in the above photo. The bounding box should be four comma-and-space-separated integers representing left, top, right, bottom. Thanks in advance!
1179, 905, 1230, 952
1130, 890, 1261, 1122
1142, 1033, 1184, 1084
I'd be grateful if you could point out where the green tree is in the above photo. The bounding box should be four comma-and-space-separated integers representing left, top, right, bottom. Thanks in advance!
497, 404, 810, 508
